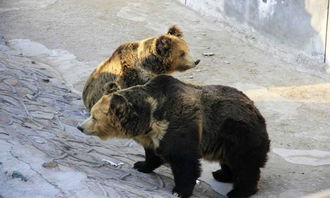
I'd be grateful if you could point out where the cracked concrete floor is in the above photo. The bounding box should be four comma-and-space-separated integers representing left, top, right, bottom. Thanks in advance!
0, 0, 330, 197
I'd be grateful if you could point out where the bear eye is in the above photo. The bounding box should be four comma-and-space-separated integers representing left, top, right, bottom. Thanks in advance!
180, 52, 185, 57
92, 116, 97, 121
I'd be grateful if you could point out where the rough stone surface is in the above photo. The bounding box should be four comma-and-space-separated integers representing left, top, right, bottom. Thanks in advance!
0, 0, 330, 197
0, 43, 221, 198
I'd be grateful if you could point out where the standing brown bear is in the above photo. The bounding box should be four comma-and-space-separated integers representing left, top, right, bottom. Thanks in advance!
82, 25, 200, 111
78, 75, 271, 198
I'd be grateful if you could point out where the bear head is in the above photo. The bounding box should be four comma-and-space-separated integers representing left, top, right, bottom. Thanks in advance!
78, 87, 152, 140
142, 25, 200, 74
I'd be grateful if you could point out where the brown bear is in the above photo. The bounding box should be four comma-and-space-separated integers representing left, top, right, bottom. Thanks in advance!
82, 25, 200, 111
77, 75, 270, 198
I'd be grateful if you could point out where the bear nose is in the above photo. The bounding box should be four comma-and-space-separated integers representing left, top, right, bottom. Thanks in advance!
77, 126, 84, 132
194, 59, 200, 65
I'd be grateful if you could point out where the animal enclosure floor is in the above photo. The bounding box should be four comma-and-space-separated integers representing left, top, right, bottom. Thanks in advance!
0, 0, 330, 197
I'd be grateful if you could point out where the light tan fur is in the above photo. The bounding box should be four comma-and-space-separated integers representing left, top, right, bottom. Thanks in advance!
134, 97, 168, 148
92, 57, 123, 78
134, 119, 168, 148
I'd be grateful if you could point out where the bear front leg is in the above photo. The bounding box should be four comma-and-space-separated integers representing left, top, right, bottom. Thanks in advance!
169, 156, 201, 198
134, 147, 163, 173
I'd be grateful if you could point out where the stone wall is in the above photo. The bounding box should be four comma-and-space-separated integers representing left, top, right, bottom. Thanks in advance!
179, 0, 329, 64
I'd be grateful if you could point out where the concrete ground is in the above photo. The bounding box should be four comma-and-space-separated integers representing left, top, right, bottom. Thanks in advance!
0, 0, 330, 197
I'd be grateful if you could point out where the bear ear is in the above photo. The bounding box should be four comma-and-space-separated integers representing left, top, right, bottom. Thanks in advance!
155, 36, 172, 57
167, 25, 183, 38
109, 94, 132, 120
103, 82, 120, 95
109, 94, 139, 136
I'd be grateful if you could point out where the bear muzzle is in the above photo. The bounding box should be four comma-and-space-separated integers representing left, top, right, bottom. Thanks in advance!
181, 59, 200, 70
77, 125, 84, 132
76, 124, 94, 135
188, 59, 200, 68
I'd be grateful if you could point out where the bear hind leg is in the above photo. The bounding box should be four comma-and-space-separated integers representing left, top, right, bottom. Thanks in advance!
169, 156, 201, 198
227, 166, 260, 198
212, 163, 233, 183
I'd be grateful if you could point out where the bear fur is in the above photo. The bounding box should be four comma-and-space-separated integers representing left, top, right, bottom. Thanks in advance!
82, 25, 200, 111
78, 75, 270, 198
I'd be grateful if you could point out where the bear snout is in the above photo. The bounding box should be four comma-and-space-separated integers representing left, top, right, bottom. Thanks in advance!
77, 125, 84, 132
194, 59, 200, 65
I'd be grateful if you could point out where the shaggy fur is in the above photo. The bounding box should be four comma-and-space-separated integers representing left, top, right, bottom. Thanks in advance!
78, 75, 270, 198
82, 25, 200, 111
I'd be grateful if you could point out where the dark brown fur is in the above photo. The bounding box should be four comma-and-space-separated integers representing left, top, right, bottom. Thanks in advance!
78, 75, 270, 198
82, 25, 199, 111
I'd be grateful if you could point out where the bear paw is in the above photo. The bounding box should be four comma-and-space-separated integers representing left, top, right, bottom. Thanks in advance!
212, 169, 233, 183
227, 188, 258, 198
133, 161, 154, 173
172, 186, 193, 198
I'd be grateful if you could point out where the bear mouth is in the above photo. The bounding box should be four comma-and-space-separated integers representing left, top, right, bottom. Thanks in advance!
81, 129, 97, 136
177, 65, 195, 71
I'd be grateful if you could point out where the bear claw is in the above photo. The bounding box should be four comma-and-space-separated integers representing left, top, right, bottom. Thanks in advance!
133, 161, 154, 173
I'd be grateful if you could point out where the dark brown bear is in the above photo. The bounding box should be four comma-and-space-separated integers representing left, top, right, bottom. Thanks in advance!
82, 25, 200, 111
78, 75, 270, 198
